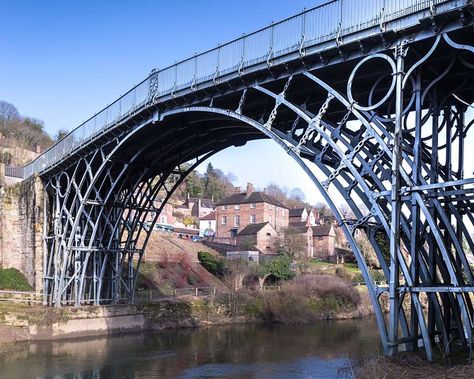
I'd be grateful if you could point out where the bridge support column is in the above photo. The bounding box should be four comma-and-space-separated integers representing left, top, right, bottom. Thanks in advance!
388, 42, 406, 357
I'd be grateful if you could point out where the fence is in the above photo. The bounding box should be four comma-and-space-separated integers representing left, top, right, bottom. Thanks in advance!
5, 165, 24, 178
0, 290, 43, 304
23, 0, 457, 178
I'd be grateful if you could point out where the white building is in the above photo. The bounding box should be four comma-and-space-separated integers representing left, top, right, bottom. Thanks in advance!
199, 211, 216, 237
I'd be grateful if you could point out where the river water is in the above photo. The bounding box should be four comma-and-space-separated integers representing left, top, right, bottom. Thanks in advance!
0, 317, 382, 379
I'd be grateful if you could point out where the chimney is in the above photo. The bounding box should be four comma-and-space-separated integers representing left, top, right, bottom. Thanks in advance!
36, 144, 41, 154
234, 186, 241, 193
246, 182, 254, 195
263, 187, 267, 194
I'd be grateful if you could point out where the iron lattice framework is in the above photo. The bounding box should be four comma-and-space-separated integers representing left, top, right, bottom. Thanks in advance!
39, 8, 474, 359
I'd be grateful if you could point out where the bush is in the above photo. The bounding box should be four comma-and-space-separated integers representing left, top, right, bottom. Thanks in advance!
335, 266, 352, 282
259, 254, 295, 281
0, 268, 32, 291
352, 269, 386, 284
186, 273, 198, 285
259, 274, 361, 323
198, 252, 225, 278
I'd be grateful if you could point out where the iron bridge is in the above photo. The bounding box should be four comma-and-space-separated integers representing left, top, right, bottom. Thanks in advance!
22, 0, 474, 359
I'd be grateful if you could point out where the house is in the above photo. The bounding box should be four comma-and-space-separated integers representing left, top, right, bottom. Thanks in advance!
288, 207, 317, 226
285, 224, 314, 259
191, 197, 215, 218
148, 198, 176, 226
236, 222, 278, 254
199, 211, 216, 237
216, 182, 289, 238
312, 224, 336, 261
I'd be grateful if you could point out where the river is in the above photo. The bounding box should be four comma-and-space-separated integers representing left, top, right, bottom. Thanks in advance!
0, 317, 382, 378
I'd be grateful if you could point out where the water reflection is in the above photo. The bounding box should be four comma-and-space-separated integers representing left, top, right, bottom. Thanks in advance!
0, 317, 382, 378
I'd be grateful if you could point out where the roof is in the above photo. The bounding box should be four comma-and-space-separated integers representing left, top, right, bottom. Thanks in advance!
311, 225, 332, 236
188, 197, 215, 208
200, 211, 216, 221
237, 222, 271, 236
288, 221, 308, 228
217, 191, 287, 208
289, 208, 305, 217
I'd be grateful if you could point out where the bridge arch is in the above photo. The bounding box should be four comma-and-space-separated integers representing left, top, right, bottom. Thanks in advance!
39, 28, 474, 360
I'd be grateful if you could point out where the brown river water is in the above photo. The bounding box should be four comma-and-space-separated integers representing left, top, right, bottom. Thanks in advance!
0, 317, 382, 378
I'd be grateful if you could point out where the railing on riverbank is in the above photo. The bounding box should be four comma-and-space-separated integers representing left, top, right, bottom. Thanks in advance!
0, 290, 43, 305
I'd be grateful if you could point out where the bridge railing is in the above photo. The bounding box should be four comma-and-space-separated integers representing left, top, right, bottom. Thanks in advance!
23, 0, 455, 178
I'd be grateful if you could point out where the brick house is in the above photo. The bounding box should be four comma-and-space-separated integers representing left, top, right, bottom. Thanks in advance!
288, 207, 318, 226
312, 224, 336, 261
149, 198, 176, 226
236, 222, 278, 253
191, 197, 215, 218
216, 183, 289, 238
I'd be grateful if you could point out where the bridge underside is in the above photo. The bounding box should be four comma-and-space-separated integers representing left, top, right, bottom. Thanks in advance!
40, 17, 474, 359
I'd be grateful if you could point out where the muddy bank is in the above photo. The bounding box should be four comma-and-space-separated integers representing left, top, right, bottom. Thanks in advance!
0, 288, 377, 344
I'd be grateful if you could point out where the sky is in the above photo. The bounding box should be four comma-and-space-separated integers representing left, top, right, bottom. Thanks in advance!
0, 0, 327, 204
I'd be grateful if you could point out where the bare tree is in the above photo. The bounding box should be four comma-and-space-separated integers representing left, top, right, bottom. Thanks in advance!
0, 101, 20, 125
272, 227, 307, 259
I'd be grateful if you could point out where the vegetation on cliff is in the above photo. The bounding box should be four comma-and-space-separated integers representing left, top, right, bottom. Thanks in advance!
0, 268, 32, 291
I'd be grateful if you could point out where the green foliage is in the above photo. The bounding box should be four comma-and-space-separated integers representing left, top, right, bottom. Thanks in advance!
198, 251, 225, 278
352, 269, 386, 284
259, 254, 295, 281
0, 268, 33, 291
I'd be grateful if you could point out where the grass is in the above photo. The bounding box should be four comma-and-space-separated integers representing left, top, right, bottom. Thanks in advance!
0, 268, 32, 291
355, 354, 474, 378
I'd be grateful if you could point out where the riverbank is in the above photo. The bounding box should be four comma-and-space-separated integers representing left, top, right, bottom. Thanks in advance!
355, 354, 474, 378
0, 275, 377, 344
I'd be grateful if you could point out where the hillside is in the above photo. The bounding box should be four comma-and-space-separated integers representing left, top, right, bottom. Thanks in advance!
137, 231, 227, 296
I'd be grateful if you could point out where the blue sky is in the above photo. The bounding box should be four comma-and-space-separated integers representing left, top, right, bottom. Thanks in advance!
0, 0, 327, 203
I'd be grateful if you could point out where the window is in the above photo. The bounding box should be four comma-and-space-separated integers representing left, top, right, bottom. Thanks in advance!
319, 236, 323, 241
269, 216, 272, 224
250, 203, 256, 209
161, 216, 165, 223
221, 205, 227, 210
208, 221, 212, 227
269, 204, 273, 210
250, 214, 256, 223
221, 216, 227, 225
234, 215, 240, 227
234, 204, 240, 210
282, 209, 285, 216
266, 232, 271, 236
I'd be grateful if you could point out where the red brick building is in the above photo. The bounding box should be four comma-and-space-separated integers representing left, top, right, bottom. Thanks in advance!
236, 222, 278, 253
288, 207, 318, 226
312, 224, 336, 261
216, 183, 289, 238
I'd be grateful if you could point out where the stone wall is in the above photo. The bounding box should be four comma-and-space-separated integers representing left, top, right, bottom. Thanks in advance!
0, 163, 44, 291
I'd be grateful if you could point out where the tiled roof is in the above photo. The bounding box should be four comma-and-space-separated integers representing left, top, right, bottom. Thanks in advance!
311, 225, 332, 236
237, 222, 270, 236
200, 211, 216, 221
289, 208, 305, 217
217, 191, 287, 208
288, 221, 308, 228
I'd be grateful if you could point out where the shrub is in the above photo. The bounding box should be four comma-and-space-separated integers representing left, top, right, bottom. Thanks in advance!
198, 252, 225, 278
259, 274, 361, 323
186, 273, 198, 285
0, 268, 32, 291
335, 266, 352, 282
259, 254, 295, 281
